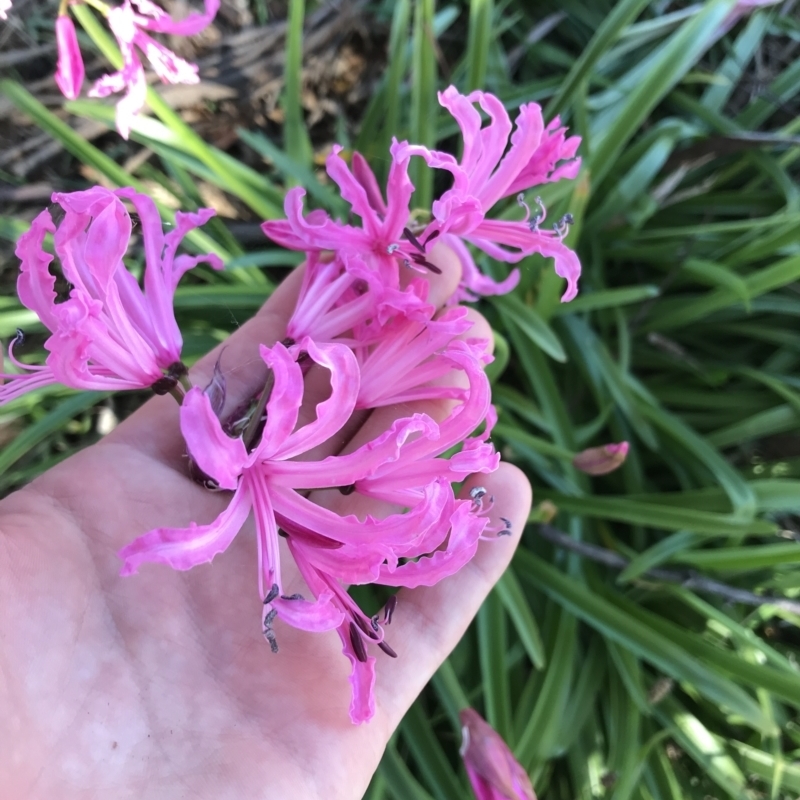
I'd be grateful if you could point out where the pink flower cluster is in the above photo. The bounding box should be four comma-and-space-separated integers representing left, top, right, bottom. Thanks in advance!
3, 88, 582, 722
30, 0, 219, 138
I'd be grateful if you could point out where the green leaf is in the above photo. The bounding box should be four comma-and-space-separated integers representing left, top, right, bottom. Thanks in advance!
400, 703, 464, 800
495, 295, 567, 362
283, 0, 313, 173
0, 392, 108, 476
496, 569, 546, 670
537, 492, 775, 536
516, 551, 772, 732
552, 285, 660, 315
478, 591, 512, 741
466, 0, 493, 91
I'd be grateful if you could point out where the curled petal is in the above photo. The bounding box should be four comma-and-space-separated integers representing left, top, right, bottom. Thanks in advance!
15, 209, 58, 331
118, 482, 251, 575
252, 340, 304, 460
181, 387, 248, 489
467, 220, 581, 302
273, 339, 360, 459
267, 413, 440, 489
377, 501, 486, 588
271, 591, 345, 632
134, 0, 220, 36
338, 622, 377, 725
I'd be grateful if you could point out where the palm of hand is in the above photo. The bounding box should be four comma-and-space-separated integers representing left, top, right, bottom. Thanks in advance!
0, 263, 530, 799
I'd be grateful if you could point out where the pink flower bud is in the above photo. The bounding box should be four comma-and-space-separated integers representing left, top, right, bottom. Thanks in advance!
572, 441, 629, 476
54, 15, 85, 100
460, 708, 536, 800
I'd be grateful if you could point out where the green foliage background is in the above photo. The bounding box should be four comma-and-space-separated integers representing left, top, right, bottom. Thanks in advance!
3, 0, 800, 797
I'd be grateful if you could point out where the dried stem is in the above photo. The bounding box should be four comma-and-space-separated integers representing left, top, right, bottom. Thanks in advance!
537, 523, 800, 616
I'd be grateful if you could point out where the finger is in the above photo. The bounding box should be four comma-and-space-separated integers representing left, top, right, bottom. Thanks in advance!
373, 463, 532, 731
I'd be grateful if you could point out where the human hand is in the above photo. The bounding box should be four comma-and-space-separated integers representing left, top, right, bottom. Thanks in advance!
0, 252, 531, 800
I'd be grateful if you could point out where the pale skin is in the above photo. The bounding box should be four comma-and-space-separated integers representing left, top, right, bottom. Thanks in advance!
0, 249, 532, 800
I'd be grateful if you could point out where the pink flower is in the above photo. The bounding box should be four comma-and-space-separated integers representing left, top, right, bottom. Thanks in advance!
117, 339, 366, 645
399, 86, 582, 302
572, 441, 629, 475
89, 0, 219, 138
263, 89, 581, 303
0, 186, 222, 404
262, 146, 443, 290
460, 708, 536, 800
285, 251, 432, 346
54, 14, 85, 100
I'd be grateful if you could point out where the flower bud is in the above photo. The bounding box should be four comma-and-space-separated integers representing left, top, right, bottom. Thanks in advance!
54, 15, 85, 101
459, 708, 536, 800
572, 441, 629, 476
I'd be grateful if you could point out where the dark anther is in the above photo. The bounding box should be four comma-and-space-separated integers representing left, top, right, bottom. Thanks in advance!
423, 229, 440, 246
264, 583, 280, 605
470, 486, 487, 502
401, 227, 425, 253
263, 607, 279, 653
383, 595, 397, 625
280, 593, 304, 601
378, 640, 398, 658
281, 337, 296, 348
339, 484, 356, 496
562, 213, 574, 225
13, 328, 25, 346
500, 517, 512, 529
371, 616, 380, 632
349, 622, 368, 663
264, 630, 279, 654
412, 256, 443, 275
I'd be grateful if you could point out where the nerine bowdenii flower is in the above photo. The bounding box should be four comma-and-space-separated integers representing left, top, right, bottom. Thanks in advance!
263, 87, 582, 303
1, 186, 221, 404
119, 318, 502, 723
88, 0, 220, 138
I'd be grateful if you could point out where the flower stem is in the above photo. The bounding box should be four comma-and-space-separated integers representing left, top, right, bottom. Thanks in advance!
242, 370, 275, 451
168, 385, 185, 405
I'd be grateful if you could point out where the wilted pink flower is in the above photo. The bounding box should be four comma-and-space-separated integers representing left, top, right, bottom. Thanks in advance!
460, 708, 536, 800
89, 0, 220, 138
54, 14, 85, 100
573, 441, 629, 475
399, 86, 582, 302
0, 186, 221, 404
